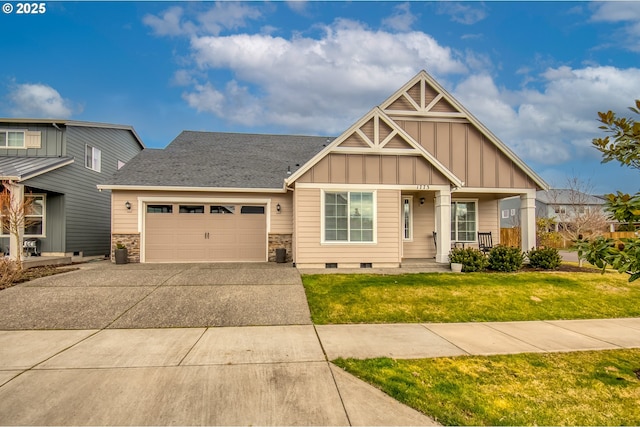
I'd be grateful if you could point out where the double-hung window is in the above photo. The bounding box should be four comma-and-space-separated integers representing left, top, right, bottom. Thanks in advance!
324, 191, 375, 243
0, 130, 25, 148
0, 194, 45, 237
451, 200, 477, 243
85, 145, 101, 172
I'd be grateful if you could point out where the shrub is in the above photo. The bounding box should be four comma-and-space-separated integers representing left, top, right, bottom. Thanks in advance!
0, 258, 23, 290
449, 247, 488, 272
488, 245, 524, 272
528, 247, 563, 270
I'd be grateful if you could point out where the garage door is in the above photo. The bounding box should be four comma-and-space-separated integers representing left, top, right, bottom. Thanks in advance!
144, 203, 267, 262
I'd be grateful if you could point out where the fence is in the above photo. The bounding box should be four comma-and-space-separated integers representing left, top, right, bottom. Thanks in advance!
500, 228, 521, 248
499, 229, 638, 250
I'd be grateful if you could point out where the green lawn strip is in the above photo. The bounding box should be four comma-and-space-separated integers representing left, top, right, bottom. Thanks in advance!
302, 271, 640, 324
334, 349, 640, 426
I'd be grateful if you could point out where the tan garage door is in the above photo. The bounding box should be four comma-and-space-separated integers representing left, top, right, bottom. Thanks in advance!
144, 203, 267, 262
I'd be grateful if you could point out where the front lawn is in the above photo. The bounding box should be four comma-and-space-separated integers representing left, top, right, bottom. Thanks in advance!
302, 271, 640, 324
335, 349, 640, 426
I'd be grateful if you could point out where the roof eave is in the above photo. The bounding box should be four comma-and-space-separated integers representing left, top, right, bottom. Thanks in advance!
96, 184, 288, 193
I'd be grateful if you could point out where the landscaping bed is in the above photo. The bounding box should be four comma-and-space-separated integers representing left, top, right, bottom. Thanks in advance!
0, 263, 78, 290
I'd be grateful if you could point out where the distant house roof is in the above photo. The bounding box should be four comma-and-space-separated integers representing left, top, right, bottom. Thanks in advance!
0, 118, 145, 150
0, 156, 74, 181
536, 189, 605, 205
100, 131, 334, 190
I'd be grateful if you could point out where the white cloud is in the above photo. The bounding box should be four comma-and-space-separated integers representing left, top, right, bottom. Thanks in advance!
185, 19, 466, 133
7, 83, 75, 118
454, 66, 640, 165
143, 3, 262, 37
382, 3, 418, 32
590, 2, 640, 51
436, 2, 487, 25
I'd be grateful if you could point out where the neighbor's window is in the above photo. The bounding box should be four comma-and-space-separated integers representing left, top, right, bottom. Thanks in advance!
451, 200, 476, 243
1, 194, 45, 237
501, 209, 510, 219
324, 191, 374, 243
0, 130, 25, 148
85, 145, 101, 172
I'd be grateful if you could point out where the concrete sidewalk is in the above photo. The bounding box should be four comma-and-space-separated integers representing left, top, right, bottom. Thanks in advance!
1, 319, 639, 425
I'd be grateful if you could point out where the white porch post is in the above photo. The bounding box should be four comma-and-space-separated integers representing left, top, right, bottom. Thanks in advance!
8, 182, 24, 262
435, 189, 451, 263
520, 190, 537, 252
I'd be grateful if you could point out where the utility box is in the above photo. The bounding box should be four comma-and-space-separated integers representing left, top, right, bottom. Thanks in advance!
275, 248, 286, 263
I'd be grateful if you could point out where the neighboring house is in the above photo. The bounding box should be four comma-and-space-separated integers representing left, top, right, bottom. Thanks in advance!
98, 71, 548, 267
0, 119, 144, 259
500, 189, 607, 228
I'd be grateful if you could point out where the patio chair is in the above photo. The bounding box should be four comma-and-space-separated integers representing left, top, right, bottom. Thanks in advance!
477, 232, 493, 255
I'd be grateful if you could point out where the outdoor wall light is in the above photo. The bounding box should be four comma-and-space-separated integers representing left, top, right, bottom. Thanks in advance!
125, 201, 131, 211
276, 203, 281, 213
420, 197, 425, 205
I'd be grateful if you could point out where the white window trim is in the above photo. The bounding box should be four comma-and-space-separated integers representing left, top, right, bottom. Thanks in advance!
451, 198, 478, 244
402, 196, 413, 241
85, 145, 101, 172
0, 194, 46, 238
501, 209, 509, 219
0, 130, 26, 149
321, 189, 377, 245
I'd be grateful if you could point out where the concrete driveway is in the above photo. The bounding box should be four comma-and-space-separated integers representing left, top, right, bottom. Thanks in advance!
0, 261, 435, 426
0, 261, 312, 330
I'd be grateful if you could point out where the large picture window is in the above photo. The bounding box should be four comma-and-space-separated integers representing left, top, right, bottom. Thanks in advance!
324, 191, 374, 243
451, 200, 477, 243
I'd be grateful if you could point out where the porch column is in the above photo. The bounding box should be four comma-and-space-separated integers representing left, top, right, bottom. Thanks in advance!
8, 182, 24, 262
435, 189, 451, 263
520, 190, 536, 252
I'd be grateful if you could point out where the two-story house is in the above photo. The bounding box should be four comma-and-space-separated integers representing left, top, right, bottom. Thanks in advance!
0, 119, 144, 262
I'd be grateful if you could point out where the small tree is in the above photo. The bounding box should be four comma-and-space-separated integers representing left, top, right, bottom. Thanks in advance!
577, 100, 640, 282
0, 181, 39, 268
544, 177, 609, 245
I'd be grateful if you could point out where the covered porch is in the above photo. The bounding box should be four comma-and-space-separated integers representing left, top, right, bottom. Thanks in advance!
400, 188, 537, 263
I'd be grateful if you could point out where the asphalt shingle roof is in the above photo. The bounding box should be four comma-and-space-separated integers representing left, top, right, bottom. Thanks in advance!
103, 131, 334, 189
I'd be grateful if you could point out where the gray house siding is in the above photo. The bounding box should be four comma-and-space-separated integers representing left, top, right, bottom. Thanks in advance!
0, 122, 65, 157
64, 126, 141, 255
0, 121, 143, 257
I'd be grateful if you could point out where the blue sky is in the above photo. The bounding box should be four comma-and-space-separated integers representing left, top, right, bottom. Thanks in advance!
1, 1, 639, 194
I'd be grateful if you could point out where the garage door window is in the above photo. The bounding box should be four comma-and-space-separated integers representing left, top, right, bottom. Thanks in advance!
179, 205, 204, 214
210, 205, 235, 214
147, 205, 173, 213
241, 206, 265, 214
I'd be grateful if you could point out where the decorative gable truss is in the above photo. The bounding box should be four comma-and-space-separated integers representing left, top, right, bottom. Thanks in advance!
382, 75, 463, 118
286, 107, 463, 188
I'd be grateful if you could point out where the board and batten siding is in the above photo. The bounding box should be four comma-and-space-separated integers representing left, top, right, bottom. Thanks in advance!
294, 187, 401, 268
296, 153, 450, 186
111, 190, 293, 235
0, 122, 64, 157
397, 120, 538, 190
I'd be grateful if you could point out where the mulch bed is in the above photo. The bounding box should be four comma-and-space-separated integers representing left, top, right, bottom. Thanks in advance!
0, 265, 78, 291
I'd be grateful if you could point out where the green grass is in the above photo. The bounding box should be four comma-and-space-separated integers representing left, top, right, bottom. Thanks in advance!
334, 349, 640, 426
302, 271, 640, 324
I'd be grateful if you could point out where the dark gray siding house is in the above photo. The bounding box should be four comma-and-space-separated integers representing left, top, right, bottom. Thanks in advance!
0, 119, 144, 258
